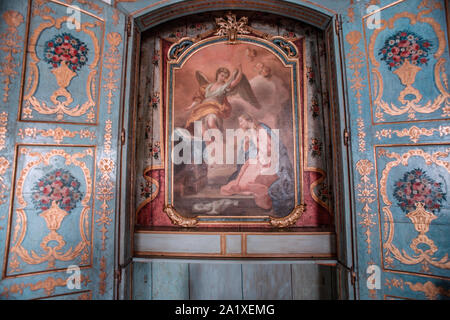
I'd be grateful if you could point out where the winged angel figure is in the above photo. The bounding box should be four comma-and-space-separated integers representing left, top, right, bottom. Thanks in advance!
184, 65, 261, 133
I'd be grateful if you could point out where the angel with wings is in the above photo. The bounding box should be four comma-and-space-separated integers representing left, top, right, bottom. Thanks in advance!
184, 65, 261, 134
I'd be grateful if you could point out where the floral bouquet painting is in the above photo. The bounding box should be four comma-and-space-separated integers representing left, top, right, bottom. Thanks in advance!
379, 30, 432, 71
43, 33, 89, 72
32, 168, 83, 214
378, 30, 433, 105
393, 168, 446, 214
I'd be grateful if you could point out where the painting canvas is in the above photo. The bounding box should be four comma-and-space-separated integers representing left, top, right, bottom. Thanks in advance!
166, 35, 303, 224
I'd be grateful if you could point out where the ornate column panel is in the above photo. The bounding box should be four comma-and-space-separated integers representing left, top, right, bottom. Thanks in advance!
344, 0, 450, 300
0, 0, 126, 300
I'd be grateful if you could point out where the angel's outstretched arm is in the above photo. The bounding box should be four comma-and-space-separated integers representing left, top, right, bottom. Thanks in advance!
229, 64, 243, 89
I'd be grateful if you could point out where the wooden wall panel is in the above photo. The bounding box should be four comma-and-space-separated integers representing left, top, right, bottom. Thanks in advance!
291, 264, 336, 299
132, 261, 337, 300
189, 264, 243, 300
242, 264, 292, 300
132, 262, 152, 300
151, 262, 189, 300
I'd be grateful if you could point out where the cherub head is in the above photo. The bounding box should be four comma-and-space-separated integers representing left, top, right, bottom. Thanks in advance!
215, 67, 230, 83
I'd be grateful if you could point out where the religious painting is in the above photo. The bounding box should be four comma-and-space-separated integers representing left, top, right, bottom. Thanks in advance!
164, 14, 305, 227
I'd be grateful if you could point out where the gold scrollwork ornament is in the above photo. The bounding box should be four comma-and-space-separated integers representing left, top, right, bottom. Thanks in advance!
9, 149, 92, 271
369, 9, 450, 121
380, 149, 450, 272
24, 16, 101, 122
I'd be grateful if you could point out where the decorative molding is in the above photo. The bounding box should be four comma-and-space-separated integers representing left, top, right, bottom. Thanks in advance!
356, 159, 376, 255
366, 7, 450, 121
103, 32, 122, 114
215, 12, 250, 43
23, 16, 102, 122
99, 256, 107, 296
380, 148, 450, 272
17, 127, 96, 144
104, 120, 112, 155
375, 125, 450, 143
269, 204, 306, 228
357, 117, 366, 152
1, 274, 90, 298
0, 156, 10, 206
0, 112, 7, 150
9, 148, 93, 272
346, 30, 366, 114
0, 10, 24, 103
385, 277, 450, 300
95, 158, 114, 251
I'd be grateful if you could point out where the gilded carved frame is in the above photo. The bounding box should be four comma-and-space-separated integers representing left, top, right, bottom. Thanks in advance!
163, 14, 306, 228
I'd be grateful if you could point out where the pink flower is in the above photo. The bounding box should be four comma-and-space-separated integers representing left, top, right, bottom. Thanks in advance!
51, 192, 62, 201
411, 54, 419, 61
392, 55, 401, 62
420, 58, 428, 64
42, 185, 52, 195
38, 181, 45, 187
62, 187, 70, 197
71, 181, 78, 188
62, 197, 71, 205
423, 42, 430, 48
52, 180, 63, 189
41, 196, 50, 204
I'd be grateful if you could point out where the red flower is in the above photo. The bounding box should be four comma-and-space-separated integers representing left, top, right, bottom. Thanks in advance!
52, 180, 63, 189
401, 32, 407, 37
80, 46, 85, 51
400, 50, 410, 57
41, 206, 49, 211
55, 47, 62, 54
38, 181, 45, 187
64, 35, 70, 41
389, 62, 395, 67
398, 40, 410, 48
381, 49, 387, 54
393, 55, 401, 62
52, 63, 57, 68
70, 56, 78, 64
71, 181, 78, 188
412, 43, 420, 51
52, 56, 59, 62
69, 48, 78, 56
391, 47, 400, 55
51, 193, 62, 201
423, 42, 430, 48
48, 42, 53, 47
41, 196, 50, 204
420, 58, 428, 64
62, 197, 71, 205
411, 54, 419, 61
